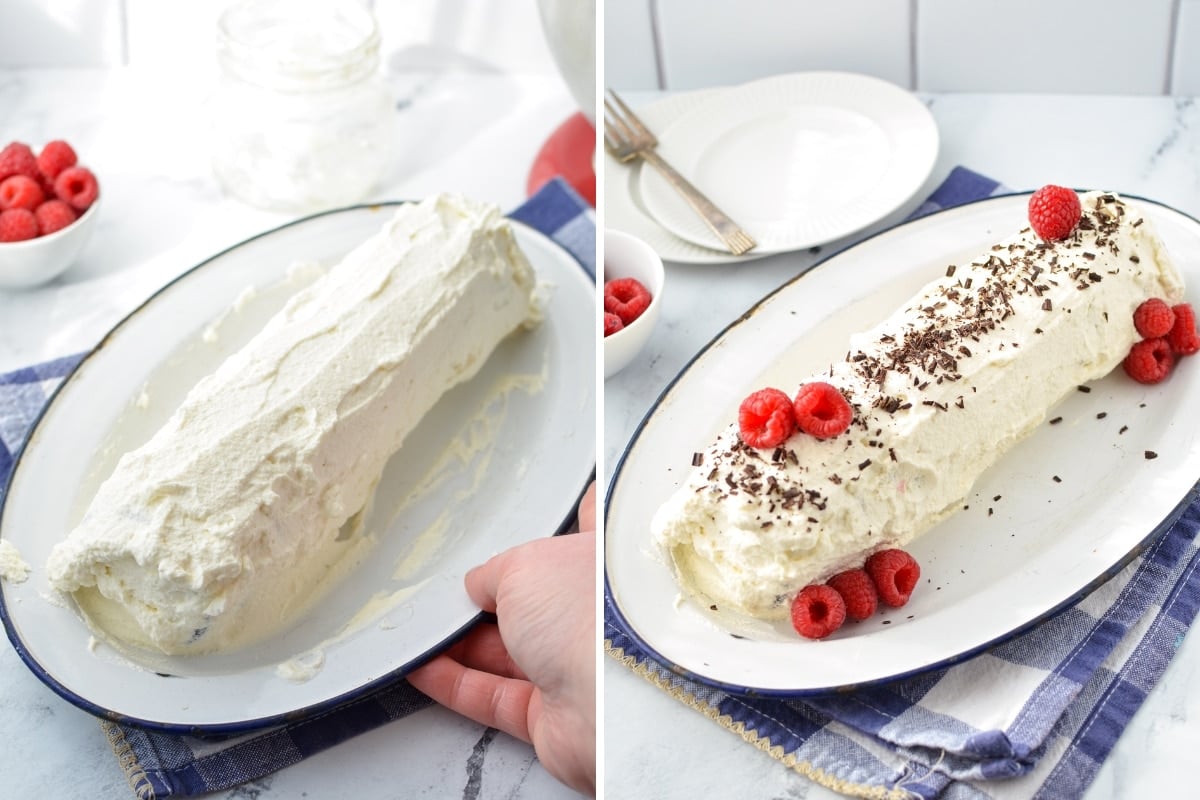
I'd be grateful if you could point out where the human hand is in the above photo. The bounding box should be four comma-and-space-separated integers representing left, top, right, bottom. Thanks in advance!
407, 482, 596, 795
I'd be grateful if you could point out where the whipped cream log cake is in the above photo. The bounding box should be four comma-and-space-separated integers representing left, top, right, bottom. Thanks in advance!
47, 194, 538, 654
652, 191, 1185, 621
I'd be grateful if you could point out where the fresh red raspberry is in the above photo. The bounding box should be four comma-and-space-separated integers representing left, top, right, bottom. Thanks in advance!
54, 166, 99, 211
0, 142, 40, 183
790, 584, 846, 640
603, 311, 624, 337
737, 387, 796, 449
36, 140, 77, 181
34, 199, 78, 236
826, 568, 878, 621
792, 382, 853, 439
0, 175, 46, 212
1133, 298, 1175, 339
1167, 303, 1200, 356
0, 208, 39, 242
1027, 185, 1082, 241
865, 549, 921, 608
603, 277, 653, 326
1123, 337, 1175, 384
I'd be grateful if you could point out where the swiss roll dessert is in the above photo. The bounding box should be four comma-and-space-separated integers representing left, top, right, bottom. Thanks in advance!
651, 190, 1186, 621
47, 194, 538, 654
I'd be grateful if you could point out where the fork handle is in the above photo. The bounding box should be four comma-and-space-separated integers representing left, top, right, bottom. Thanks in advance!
639, 150, 757, 255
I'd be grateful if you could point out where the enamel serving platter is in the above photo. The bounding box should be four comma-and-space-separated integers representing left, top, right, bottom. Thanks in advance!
0, 203, 595, 733
605, 193, 1200, 696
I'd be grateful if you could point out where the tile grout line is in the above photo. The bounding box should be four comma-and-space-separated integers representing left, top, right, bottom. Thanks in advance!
909, 0, 920, 91
1165, 0, 1182, 94
650, 0, 667, 89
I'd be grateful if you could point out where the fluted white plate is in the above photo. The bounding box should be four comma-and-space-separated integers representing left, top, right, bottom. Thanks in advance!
0, 203, 595, 733
605, 192, 1200, 695
637, 72, 939, 257
606, 89, 772, 265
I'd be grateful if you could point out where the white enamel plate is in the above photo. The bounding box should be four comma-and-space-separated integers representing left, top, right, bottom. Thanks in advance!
0, 203, 595, 732
605, 193, 1200, 695
637, 72, 939, 256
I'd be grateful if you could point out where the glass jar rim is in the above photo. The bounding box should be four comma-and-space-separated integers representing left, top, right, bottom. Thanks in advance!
217, 0, 381, 91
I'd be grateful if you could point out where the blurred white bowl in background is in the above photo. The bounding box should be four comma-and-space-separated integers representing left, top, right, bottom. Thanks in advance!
537, 0, 596, 121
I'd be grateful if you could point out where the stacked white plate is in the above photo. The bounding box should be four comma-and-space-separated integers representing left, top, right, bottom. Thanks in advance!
606, 72, 940, 264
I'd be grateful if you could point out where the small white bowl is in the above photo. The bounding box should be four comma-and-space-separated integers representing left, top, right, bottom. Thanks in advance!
603, 229, 664, 378
0, 198, 100, 290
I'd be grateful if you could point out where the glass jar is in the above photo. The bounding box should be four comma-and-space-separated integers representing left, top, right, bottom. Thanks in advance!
210, 0, 396, 213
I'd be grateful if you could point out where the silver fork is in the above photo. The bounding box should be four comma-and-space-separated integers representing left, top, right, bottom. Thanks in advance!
603, 89, 757, 256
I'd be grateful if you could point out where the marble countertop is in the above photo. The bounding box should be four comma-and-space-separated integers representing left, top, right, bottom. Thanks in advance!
603, 91, 1200, 799
0, 65, 588, 799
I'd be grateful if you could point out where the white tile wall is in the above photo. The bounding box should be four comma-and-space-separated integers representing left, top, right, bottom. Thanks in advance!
654, 0, 911, 91
1173, 0, 1200, 94
603, 0, 660, 91
7, 1, 1200, 97
917, 0, 1175, 94
605, 0, 1200, 96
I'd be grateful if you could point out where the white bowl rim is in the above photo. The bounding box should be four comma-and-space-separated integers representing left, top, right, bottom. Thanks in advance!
603, 228, 664, 340
0, 196, 100, 249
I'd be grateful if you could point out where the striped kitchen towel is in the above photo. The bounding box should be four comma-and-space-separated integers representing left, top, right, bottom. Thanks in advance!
604, 167, 1200, 799
0, 177, 594, 798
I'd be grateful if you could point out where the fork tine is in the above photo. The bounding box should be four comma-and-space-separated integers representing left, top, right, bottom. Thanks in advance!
606, 90, 655, 142
602, 128, 622, 155
602, 98, 636, 143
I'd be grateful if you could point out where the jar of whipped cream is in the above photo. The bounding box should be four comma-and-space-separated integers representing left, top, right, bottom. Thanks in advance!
210, 0, 395, 213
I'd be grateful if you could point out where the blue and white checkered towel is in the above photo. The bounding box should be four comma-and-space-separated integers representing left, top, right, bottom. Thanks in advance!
604, 167, 1200, 799
0, 178, 594, 798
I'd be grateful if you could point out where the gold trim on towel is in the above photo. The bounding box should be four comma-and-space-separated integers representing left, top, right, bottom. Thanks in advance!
102, 720, 156, 800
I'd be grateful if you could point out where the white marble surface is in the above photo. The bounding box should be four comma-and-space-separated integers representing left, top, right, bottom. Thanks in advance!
603, 92, 1200, 799
0, 63, 589, 798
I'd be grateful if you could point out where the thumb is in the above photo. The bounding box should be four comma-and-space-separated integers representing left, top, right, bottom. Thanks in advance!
463, 549, 510, 613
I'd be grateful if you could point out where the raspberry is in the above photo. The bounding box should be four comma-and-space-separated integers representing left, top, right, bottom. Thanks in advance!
792, 382, 853, 439
826, 568, 878, 621
54, 166, 99, 212
790, 584, 846, 640
1133, 298, 1175, 339
0, 142, 40, 183
1167, 303, 1200, 356
865, 549, 921, 608
603, 311, 624, 337
36, 140, 77, 181
603, 277, 652, 326
1027, 185, 1082, 241
1122, 337, 1174, 384
34, 199, 77, 236
0, 175, 46, 212
737, 387, 796, 449
0, 208, 39, 242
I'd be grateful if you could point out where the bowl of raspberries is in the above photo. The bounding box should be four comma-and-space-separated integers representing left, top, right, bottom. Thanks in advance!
603, 229, 664, 378
0, 139, 100, 289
